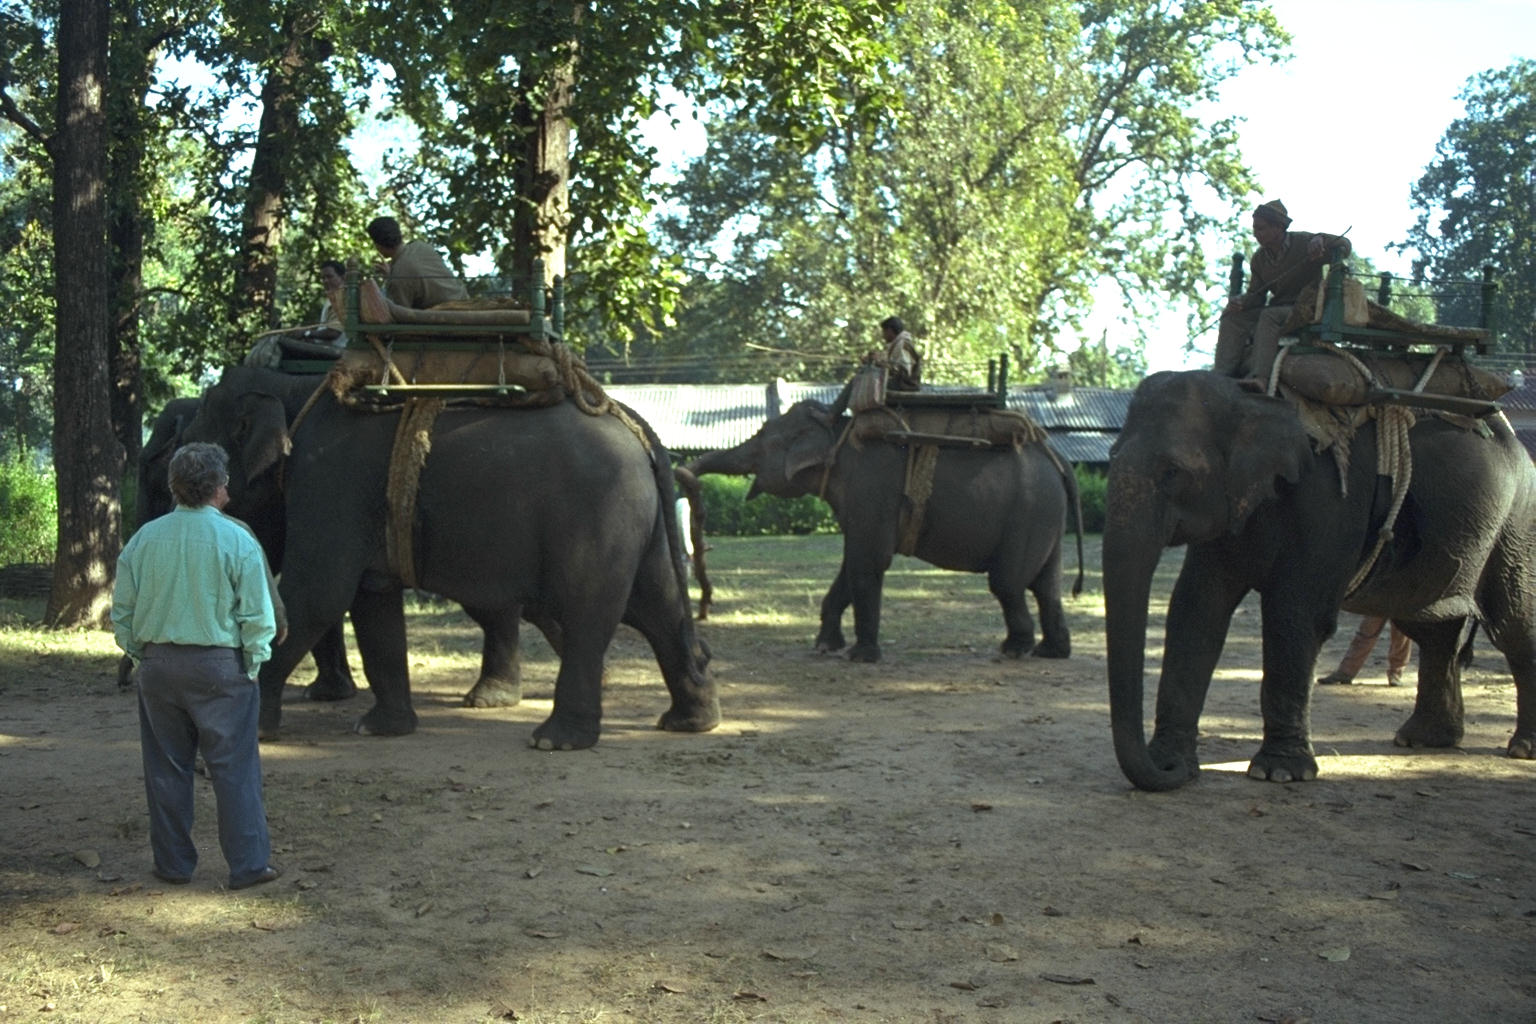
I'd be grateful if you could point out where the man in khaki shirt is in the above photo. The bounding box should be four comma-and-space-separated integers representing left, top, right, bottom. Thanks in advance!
1213, 200, 1351, 380
366, 216, 469, 309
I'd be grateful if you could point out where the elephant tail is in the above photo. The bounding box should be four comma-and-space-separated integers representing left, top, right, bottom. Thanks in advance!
1047, 441, 1087, 597
621, 401, 706, 629
672, 465, 713, 619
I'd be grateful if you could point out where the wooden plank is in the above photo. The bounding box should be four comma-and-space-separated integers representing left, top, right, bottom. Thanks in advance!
1364, 387, 1500, 417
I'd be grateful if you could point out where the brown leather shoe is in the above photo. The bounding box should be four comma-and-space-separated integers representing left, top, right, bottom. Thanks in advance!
1316, 672, 1353, 685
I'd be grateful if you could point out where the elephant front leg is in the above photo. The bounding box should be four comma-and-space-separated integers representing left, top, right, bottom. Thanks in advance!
814, 565, 850, 654
1393, 619, 1467, 750
1147, 553, 1245, 780
461, 605, 522, 708
349, 586, 418, 737
1246, 592, 1331, 783
845, 565, 887, 663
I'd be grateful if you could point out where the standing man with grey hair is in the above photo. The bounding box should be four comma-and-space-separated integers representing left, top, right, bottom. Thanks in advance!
1213, 199, 1352, 380
112, 442, 283, 891
365, 215, 469, 309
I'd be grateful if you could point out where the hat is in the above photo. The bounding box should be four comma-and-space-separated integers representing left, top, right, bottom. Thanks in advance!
1253, 199, 1291, 228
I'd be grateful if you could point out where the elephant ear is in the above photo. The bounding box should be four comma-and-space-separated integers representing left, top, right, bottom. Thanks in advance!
782, 425, 835, 480
233, 392, 292, 486
1224, 396, 1308, 530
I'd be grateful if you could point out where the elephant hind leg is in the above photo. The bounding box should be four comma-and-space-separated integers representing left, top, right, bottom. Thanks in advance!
349, 586, 418, 737
461, 605, 523, 708
989, 569, 1040, 659
1480, 616, 1536, 758
1393, 618, 1467, 749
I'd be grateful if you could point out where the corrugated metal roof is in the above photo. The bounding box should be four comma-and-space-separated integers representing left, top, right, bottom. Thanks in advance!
605, 384, 770, 451
606, 381, 1130, 462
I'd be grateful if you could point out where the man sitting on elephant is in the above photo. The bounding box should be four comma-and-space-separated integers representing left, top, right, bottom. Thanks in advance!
366, 215, 469, 310
1213, 199, 1351, 382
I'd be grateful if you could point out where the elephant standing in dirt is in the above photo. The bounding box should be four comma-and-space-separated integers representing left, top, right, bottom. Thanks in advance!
687, 399, 1083, 662
1103, 370, 1536, 790
123, 396, 363, 698
182, 366, 719, 749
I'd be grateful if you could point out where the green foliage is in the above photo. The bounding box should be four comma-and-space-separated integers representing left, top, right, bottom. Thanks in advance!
1073, 463, 1106, 534
1403, 59, 1536, 353
661, 0, 1287, 382
698, 474, 838, 537
0, 456, 57, 564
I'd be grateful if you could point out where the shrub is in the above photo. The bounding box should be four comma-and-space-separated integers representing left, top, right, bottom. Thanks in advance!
0, 456, 57, 564
696, 474, 838, 536
1074, 464, 1107, 534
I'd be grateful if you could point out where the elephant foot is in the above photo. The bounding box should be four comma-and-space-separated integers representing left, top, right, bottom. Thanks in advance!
304, 676, 358, 702
353, 705, 418, 737
529, 713, 600, 751
462, 676, 522, 708
1029, 635, 1070, 659
258, 705, 282, 741
1246, 744, 1319, 783
814, 630, 846, 654
1393, 712, 1463, 749
1507, 732, 1535, 759
847, 641, 881, 663
657, 696, 722, 734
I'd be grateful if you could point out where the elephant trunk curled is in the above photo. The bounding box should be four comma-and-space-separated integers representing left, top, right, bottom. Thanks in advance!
1102, 465, 1194, 792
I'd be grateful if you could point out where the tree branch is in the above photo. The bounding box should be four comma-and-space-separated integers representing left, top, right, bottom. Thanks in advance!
0, 82, 52, 152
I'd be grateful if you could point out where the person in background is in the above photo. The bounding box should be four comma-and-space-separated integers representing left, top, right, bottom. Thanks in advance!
875, 315, 922, 392
1317, 614, 1411, 687
112, 442, 283, 891
315, 259, 349, 346
365, 215, 469, 309
1214, 199, 1351, 381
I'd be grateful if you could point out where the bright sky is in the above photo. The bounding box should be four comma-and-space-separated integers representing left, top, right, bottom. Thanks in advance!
1136, 0, 1535, 370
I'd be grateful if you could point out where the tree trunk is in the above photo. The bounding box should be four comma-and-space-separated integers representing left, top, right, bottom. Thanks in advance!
48, 0, 121, 629
511, 2, 581, 287
108, 2, 153, 474
235, 15, 312, 332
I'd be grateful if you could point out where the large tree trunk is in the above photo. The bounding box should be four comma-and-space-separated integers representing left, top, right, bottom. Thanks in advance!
235, 15, 313, 332
107, 2, 155, 474
511, 1, 581, 287
48, 0, 121, 629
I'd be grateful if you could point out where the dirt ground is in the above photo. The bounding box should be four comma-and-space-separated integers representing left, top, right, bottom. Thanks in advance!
2, 535, 1534, 1024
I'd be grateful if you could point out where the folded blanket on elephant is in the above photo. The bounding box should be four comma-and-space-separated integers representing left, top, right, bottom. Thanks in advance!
1275, 349, 1510, 406
243, 334, 345, 370
847, 405, 1048, 450
348, 279, 534, 328
336, 339, 561, 393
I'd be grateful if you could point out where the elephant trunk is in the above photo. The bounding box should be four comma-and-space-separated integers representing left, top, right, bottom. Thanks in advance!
686, 444, 757, 479
1102, 472, 1193, 792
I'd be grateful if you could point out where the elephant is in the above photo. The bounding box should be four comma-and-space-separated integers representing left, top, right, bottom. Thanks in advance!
687, 399, 1084, 662
1103, 370, 1536, 791
182, 365, 720, 749
122, 396, 361, 699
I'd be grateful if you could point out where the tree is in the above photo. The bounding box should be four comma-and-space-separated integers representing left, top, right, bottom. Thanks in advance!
48, 0, 119, 627
1403, 59, 1536, 354
661, 0, 1286, 381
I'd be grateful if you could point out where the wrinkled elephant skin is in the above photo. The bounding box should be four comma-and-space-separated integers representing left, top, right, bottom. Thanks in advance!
183, 367, 719, 748
1103, 371, 1536, 791
688, 400, 1082, 663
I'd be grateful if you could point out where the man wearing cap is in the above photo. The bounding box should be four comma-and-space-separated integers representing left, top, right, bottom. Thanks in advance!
1213, 200, 1351, 380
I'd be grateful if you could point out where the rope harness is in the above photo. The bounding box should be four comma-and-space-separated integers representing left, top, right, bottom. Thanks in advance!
1275, 344, 1452, 598
275, 334, 653, 588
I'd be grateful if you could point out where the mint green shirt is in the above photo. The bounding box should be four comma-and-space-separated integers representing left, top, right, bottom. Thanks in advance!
112, 504, 278, 678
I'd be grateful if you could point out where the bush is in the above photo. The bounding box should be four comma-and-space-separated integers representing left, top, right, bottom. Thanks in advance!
0, 456, 57, 564
1074, 464, 1107, 534
697, 474, 838, 536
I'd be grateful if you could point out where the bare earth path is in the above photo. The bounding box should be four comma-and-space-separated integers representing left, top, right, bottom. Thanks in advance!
2, 535, 1533, 1023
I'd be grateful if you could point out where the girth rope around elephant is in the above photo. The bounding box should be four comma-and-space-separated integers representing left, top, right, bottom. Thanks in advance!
275, 333, 658, 589
1270, 341, 1442, 598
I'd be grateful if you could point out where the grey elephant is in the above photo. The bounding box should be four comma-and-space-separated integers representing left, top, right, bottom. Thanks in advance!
122, 396, 362, 698
182, 366, 720, 749
688, 399, 1084, 662
1103, 370, 1536, 791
